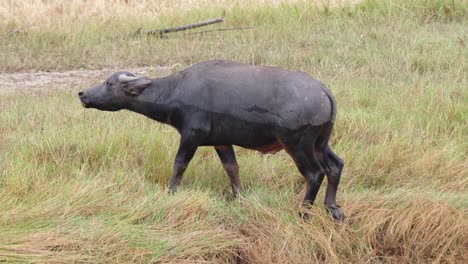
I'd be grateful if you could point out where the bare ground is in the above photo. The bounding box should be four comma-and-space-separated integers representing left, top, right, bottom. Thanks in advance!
0, 66, 175, 91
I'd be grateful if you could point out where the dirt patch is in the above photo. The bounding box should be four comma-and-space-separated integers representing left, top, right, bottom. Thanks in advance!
0, 66, 173, 91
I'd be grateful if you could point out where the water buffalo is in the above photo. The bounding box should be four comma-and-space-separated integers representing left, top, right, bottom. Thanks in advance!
78, 60, 344, 221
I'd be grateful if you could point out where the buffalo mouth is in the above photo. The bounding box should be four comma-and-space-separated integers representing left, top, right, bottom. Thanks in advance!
80, 99, 90, 108
79, 98, 92, 108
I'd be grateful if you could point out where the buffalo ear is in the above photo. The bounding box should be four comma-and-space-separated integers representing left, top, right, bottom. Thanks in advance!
123, 77, 152, 95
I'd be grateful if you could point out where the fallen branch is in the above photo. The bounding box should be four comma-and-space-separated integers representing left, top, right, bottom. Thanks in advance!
142, 11, 226, 38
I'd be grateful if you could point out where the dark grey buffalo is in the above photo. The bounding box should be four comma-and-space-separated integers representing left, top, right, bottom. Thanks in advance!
79, 60, 344, 220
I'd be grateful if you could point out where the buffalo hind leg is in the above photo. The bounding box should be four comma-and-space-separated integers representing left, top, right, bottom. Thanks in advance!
323, 145, 345, 221
279, 137, 325, 219
214, 145, 243, 197
314, 122, 345, 221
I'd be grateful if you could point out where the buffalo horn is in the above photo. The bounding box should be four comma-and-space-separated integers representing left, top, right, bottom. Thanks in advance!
118, 74, 139, 82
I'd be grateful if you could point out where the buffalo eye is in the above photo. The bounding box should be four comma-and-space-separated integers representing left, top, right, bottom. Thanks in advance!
105, 80, 111, 86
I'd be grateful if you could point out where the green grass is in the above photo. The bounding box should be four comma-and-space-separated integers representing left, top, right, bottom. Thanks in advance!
1, 0, 467, 262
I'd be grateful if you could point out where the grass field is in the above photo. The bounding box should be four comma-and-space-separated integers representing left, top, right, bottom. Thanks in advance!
1, 0, 467, 263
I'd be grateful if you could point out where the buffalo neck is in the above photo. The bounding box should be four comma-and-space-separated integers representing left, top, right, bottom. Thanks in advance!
127, 73, 181, 125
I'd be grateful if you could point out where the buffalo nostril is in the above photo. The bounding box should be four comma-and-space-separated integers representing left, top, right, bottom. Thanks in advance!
78, 91, 84, 96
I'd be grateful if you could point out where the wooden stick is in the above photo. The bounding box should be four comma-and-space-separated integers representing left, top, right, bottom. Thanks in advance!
145, 11, 225, 37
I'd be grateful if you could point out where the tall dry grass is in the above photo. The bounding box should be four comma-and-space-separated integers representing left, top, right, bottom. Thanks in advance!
0, 0, 362, 30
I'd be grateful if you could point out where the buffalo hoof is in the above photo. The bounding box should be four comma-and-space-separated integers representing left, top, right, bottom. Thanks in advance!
326, 204, 345, 222
298, 211, 310, 221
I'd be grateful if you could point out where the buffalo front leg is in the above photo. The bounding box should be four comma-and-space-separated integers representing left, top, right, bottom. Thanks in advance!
167, 134, 200, 193
214, 145, 243, 197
